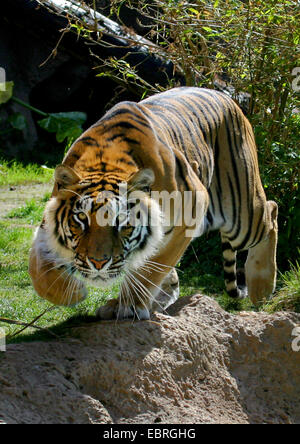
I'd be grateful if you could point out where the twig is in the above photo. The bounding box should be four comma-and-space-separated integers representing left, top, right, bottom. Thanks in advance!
0, 316, 59, 339
5, 306, 59, 340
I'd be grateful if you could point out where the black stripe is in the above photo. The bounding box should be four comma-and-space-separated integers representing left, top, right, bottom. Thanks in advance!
224, 259, 236, 268
224, 259, 236, 267
214, 138, 226, 223
175, 155, 190, 191
206, 209, 213, 227
219, 107, 242, 244
99, 107, 151, 132
55, 200, 66, 237
231, 107, 252, 247
248, 199, 265, 248
172, 97, 213, 181
222, 241, 233, 252
222, 173, 239, 237
224, 271, 236, 282
190, 98, 217, 182
227, 288, 239, 298
147, 105, 187, 155
190, 91, 222, 127
164, 226, 174, 236
102, 121, 147, 135
105, 133, 141, 145
105, 133, 125, 142
254, 224, 266, 247
207, 189, 215, 216
122, 137, 140, 145
188, 96, 217, 143
57, 236, 65, 246
78, 136, 99, 147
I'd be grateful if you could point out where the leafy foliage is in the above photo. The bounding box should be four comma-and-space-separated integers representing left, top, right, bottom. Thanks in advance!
38, 111, 87, 145
0, 83, 87, 146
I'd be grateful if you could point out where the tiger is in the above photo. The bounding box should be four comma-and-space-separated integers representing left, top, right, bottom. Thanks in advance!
29, 87, 278, 320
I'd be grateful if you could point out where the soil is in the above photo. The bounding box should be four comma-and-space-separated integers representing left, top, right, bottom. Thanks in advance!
0, 183, 52, 218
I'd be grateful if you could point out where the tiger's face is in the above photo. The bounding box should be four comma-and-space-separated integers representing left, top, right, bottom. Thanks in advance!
44, 166, 164, 286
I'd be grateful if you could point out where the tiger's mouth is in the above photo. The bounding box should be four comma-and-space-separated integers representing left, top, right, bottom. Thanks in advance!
74, 264, 124, 287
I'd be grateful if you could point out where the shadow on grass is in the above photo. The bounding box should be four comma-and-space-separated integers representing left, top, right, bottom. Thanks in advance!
6, 313, 101, 345
179, 269, 257, 313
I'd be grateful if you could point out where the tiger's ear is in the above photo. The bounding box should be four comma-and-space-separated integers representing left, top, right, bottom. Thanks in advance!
54, 164, 81, 187
128, 168, 155, 191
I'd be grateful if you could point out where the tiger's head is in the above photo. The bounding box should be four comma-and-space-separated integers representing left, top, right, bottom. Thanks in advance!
44, 164, 164, 286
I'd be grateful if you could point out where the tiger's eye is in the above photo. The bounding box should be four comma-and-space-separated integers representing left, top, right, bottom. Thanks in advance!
78, 212, 87, 221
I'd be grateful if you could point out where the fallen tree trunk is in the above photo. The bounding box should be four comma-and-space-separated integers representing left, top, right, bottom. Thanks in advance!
2, 0, 184, 92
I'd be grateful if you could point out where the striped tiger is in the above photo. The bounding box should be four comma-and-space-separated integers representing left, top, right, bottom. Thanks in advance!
29, 87, 278, 319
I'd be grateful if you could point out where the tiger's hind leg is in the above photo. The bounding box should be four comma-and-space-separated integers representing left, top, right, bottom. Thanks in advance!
221, 235, 247, 299
245, 200, 278, 305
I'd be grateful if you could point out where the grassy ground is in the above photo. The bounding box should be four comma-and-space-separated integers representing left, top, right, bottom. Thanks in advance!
0, 160, 53, 186
0, 160, 299, 344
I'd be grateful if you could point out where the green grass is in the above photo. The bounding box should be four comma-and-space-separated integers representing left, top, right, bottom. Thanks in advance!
0, 160, 53, 186
262, 262, 300, 313
5, 192, 51, 225
179, 266, 256, 313
6, 198, 46, 225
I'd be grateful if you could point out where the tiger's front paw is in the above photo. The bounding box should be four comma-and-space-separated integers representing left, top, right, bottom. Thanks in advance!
95, 298, 150, 321
152, 268, 179, 312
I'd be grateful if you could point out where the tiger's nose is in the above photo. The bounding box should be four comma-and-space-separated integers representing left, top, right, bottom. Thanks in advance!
88, 256, 110, 270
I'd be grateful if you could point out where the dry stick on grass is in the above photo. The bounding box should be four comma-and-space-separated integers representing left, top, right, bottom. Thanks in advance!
2, 306, 60, 340
0, 317, 59, 339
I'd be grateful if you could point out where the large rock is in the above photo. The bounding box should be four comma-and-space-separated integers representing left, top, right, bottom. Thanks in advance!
0, 295, 299, 424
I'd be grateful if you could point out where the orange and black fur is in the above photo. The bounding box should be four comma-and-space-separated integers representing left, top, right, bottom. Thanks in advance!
29, 87, 278, 319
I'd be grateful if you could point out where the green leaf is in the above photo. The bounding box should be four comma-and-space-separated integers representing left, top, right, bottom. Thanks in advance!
50, 111, 87, 125
0, 81, 14, 105
8, 113, 27, 131
38, 111, 87, 143
188, 8, 198, 15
